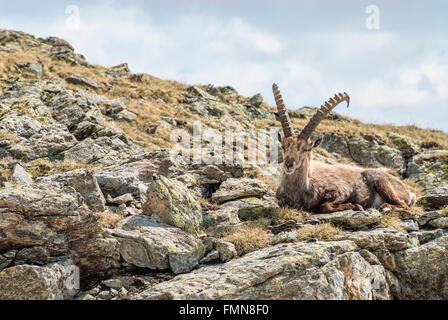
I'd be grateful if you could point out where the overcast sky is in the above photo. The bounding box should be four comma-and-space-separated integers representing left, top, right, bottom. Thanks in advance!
1, 0, 447, 132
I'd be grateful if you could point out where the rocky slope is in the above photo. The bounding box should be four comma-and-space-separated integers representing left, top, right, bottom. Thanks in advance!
0, 29, 447, 300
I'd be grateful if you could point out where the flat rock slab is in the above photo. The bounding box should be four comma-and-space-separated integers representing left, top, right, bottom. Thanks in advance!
95, 153, 180, 198
0, 183, 114, 273
335, 228, 419, 252
416, 210, 447, 226
134, 240, 390, 300
418, 186, 448, 209
223, 194, 278, 221
143, 175, 202, 235
312, 209, 382, 229
108, 215, 204, 274
66, 74, 99, 89
38, 169, 106, 212
211, 178, 270, 204
0, 182, 88, 217
428, 217, 448, 229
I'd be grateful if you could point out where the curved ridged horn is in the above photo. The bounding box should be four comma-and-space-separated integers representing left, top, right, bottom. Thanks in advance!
272, 83, 294, 137
298, 92, 350, 140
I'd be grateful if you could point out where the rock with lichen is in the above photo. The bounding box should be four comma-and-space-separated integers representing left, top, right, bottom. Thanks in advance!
108, 215, 204, 274
143, 175, 202, 235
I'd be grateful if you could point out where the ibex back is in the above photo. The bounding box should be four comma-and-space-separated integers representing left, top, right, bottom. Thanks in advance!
273, 83, 416, 213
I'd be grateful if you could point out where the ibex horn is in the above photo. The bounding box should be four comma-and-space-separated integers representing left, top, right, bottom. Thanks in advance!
272, 83, 294, 137
298, 92, 350, 140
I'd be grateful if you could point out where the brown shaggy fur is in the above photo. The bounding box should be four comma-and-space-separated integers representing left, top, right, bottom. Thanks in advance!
272, 83, 415, 213
276, 134, 416, 213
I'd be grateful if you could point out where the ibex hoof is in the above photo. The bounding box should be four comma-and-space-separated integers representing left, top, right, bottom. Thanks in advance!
355, 204, 364, 211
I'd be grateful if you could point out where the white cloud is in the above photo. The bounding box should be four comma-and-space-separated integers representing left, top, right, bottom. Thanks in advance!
420, 62, 448, 99
231, 19, 284, 54
357, 79, 429, 108
399, 69, 422, 86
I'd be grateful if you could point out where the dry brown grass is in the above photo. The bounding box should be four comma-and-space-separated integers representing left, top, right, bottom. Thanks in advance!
23, 158, 53, 178
220, 222, 273, 255
409, 205, 425, 214
0, 158, 13, 183
257, 174, 279, 191
2, 32, 448, 174
0, 130, 19, 143
94, 211, 124, 228
52, 159, 96, 174
420, 150, 448, 163
24, 158, 95, 178
198, 198, 220, 210
271, 207, 311, 223
402, 178, 424, 198
295, 223, 342, 241
378, 213, 406, 233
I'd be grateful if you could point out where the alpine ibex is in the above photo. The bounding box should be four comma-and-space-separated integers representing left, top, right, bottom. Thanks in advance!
273, 83, 416, 213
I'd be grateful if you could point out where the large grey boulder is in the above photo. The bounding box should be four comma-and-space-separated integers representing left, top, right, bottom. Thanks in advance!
0, 112, 42, 139
0, 183, 118, 274
37, 169, 106, 212
108, 215, 204, 274
62, 135, 143, 167
143, 175, 202, 235
321, 134, 404, 170
415, 210, 448, 226
391, 234, 448, 299
0, 258, 79, 300
13, 125, 77, 161
417, 184, 448, 209
135, 240, 390, 300
335, 228, 419, 252
312, 209, 382, 229
428, 217, 448, 229
211, 178, 270, 204
95, 152, 180, 198
387, 132, 420, 158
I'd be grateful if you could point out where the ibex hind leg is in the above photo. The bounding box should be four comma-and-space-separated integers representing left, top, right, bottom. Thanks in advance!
366, 175, 411, 211
319, 202, 363, 213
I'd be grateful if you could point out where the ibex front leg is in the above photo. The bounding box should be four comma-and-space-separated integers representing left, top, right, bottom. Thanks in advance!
319, 202, 364, 213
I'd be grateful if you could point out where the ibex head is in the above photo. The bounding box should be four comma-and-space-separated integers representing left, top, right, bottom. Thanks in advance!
272, 83, 350, 175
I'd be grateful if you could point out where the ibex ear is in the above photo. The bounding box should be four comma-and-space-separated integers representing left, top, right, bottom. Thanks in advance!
312, 137, 322, 148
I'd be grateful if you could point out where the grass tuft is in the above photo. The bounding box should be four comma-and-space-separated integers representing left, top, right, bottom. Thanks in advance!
441, 205, 448, 215
220, 221, 273, 255
94, 211, 124, 228
295, 223, 341, 241
271, 207, 311, 223
378, 213, 406, 233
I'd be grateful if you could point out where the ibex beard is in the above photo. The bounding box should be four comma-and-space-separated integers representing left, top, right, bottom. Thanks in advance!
273, 83, 416, 213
